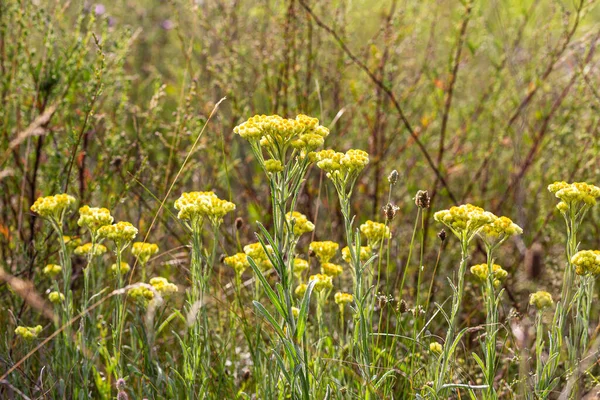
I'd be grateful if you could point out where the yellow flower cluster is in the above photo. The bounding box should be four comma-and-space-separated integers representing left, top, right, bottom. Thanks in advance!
360, 220, 391, 245
174, 191, 235, 227
285, 211, 315, 236
111, 262, 131, 275
321, 262, 343, 277
224, 253, 250, 275
77, 205, 114, 234
132, 242, 159, 264
98, 222, 138, 248
74, 243, 107, 257
14, 325, 42, 340
309, 273, 333, 292
433, 204, 494, 240
43, 264, 62, 278
48, 291, 64, 304
341, 246, 372, 263
548, 181, 600, 208
529, 291, 554, 310
149, 277, 178, 295
233, 114, 329, 151
430, 342, 443, 354
295, 283, 307, 298
571, 250, 600, 276
334, 292, 353, 305
30, 194, 76, 221
479, 215, 523, 247
243, 243, 273, 270
293, 258, 309, 275
291, 307, 300, 318
129, 286, 155, 304
264, 159, 284, 173
312, 149, 369, 179
470, 264, 508, 288
309, 241, 339, 263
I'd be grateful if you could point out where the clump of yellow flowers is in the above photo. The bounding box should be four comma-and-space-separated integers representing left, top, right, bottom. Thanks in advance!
548, 181, 600, 211
433, 204, 494, 242
30, 194, 76, 223
312, 149, 369, 185
571, 250, 600, 276
224, 253, 250, 276
470, 264, 508, 288
334, 292, 353, 305
341, 246, 371, 263
309, 241, 339, 263
74, 243, 107, 257
111, 262, 131, 275
77, 206, 114, 235
360, 220, 391, 247
478, 215, 523, 248
175, 191, 235, 230
321, 262, 343, 277
48, 291, 65, 304
309, 274, 333, 292
285, 211, 315, 236
530, 291, 554, 310
43, 264, 62, 278
243, 243, 273, 271
128, 277, 177, 306
131, 242, 159, 265
15, 325, 42, 340
97, 222, 138, 250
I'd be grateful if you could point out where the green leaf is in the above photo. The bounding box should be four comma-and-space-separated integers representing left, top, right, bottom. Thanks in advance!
253, 300, 285, 339
296, 280, 316, 340
247, 256, 285, 318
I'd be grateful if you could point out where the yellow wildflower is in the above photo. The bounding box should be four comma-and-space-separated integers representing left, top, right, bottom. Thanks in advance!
74, 243, 107, 257
224, 253, 250, 275
131, 242, 159, 264
243, 242, 273, 271
548, 181, 600, 207
264, 159, 284, 173
285, 211, 315, 236
14, 325, 42, 340
295, 283, 307, 298
30, 194, 76, 222
291, 307, 300, 318
529, 291, 554, 310
77, 205, 113, 235
175, 191, 235, 228
309, 273, 333, 292
479, 215, 522, 247
430, 342, 443, 354
360, 220, 391, 246
309, 241, 339, 263
43, 264, 62, 278
433, 204, 494, 240
128, 285, 155, 305
321, 262, 343, 277
470, 264, 508, 283
97, 222, 138, 249
571, 250, 600, 276
111, 262, 131, 275
341, 246, 371, 263
48, 291, 64, 304
293, 258, 309, 275
334, 292, 353, 305
150, 277, 178, 295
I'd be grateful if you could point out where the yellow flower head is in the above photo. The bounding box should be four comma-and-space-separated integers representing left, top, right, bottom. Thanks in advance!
433, 204, 494, 241
43, 264, 62, 278
74, 243, 107, 257
30, 194, 76, 222
548, 181, 600, 210
264, 159, 284, 173
309, 273, 333, 292
470, 264, 508, 284
150, 277, 178, 295
291, 306, 300, 318
334, 292, 353, 305
14, 325, 42, 340
293, 258, 309, 275
309, 241, 339, 263
321, 262, 343, 277
128, 285, 155, 305
571, 250, 600, 276
430, 342, 443, 354
529, 291, 554, 310
131, 242, 159, 264
341, 246, 372, 263
48, 291, 64, 304
285, 211, 315, 236
175, 191, 235, 228
111, 262, 131, 275
97, 222, 138, 249
224, 253, 250, 275
360, 220, 391, 246
243, 242, 273, 271
313, 149, 369, 182
295, 283, 308, 298
77, 205, 113, 235
479, 215, 523, 247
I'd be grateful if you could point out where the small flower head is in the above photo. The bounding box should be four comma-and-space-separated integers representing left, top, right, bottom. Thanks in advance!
309, 273, 333, 292
30, 194, 76, 222
43, 264, 62, 278
479, 215, 523, 248
77, 206, 113, 235
313, 149, 369, 184
293, 258, 309, 276
175, 191, 235, 229
295, 283, 308, 298
128, 285, 155, 305
97, 222, 138, 250
48, 291, 65, 304
131, 242, 159, 264
74, 243, 107, 257
383, 203, 399, 222
14, 325, 42, 340
150, 277, 178, 296
291, 306, 300, 318
429, 342, 443, 354
388, 170, 399, 185
224, 253, 250, 275
321, 262, 343, 277
529, 291, 554, 310
470, 264, 508, 284
116, 378, 127, 391
334, 292, 353, 305
243, 243, 273, 271
433, 204, 494, 242
111, 262, 131, 275
548, 181, 600, 207
571, 250, 600, 276
414, 190, 431, 209
309, 241, 339, 263
264, 159, 284, 173
285, 212, 315, 236
341, 246, 372, 263
360, 220, 391, 246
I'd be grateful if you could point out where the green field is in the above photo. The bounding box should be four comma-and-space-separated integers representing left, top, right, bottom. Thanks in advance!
2, 0, 600, 398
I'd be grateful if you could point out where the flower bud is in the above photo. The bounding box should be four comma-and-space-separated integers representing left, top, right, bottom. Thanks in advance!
388, 170, 399, 185
414, 190, 430, 209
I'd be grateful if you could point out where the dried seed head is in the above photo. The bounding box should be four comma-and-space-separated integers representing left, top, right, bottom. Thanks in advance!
414, 190, 430, 209
388, 170, 399, 185
116, 379, 126, 391
398, 299, 408, 313
383, 203, 399, 221
438, 229, 446, 242
117, 391, 129, 400
235, 217, 244, 230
